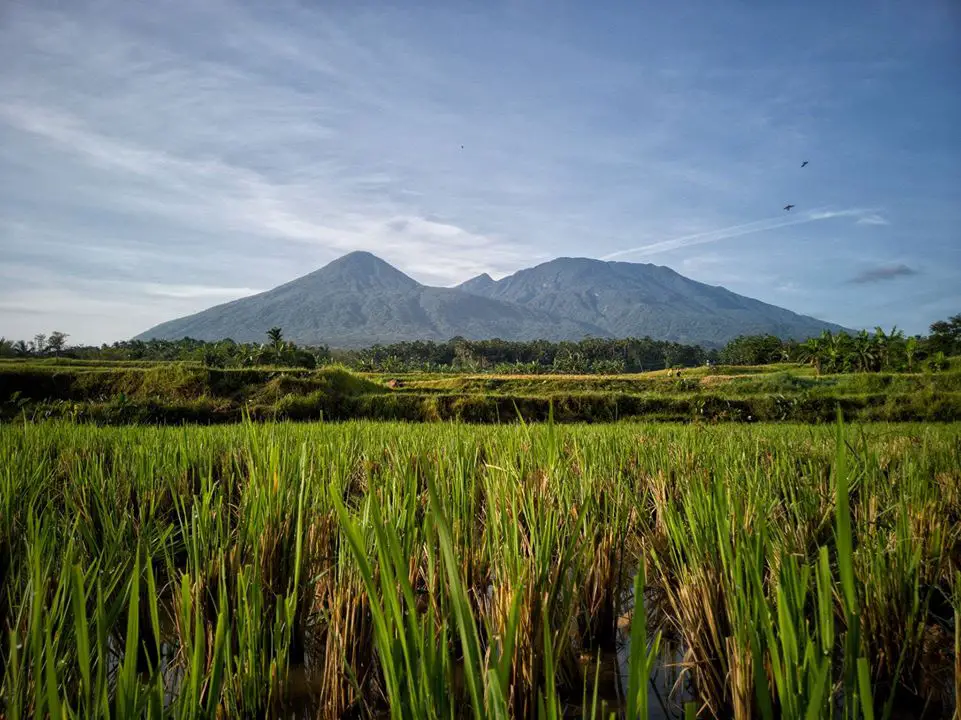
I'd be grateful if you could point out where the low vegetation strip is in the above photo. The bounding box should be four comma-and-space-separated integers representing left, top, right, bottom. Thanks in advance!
0, 421, 958, 717
3, 360, 961, 424
5, 312, 960, 374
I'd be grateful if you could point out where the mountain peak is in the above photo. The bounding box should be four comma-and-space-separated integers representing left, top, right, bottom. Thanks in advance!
333, 249, 385, 264
297, 251, 420, 293
458, 272, 496, 294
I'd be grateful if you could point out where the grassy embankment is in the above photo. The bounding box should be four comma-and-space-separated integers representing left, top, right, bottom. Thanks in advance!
1, 358, 960, 423
1, 420, 958, 717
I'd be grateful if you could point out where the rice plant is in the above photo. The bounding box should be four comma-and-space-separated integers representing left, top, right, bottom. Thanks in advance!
0, 419, 957, 718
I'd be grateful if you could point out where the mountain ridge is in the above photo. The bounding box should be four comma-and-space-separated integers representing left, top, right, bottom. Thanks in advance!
136, 252, 846, 348
460, 256, 843, 346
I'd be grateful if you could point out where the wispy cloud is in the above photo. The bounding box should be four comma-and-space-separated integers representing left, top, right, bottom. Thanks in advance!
775, 280, 804, 294
0, 101, 528, 286
0, 0, 956, 343
602, 208, 883, 260
849, 264, 919, 284
140, 284, 263, 300
0, 4, 536, 297
806, 208, 878, 221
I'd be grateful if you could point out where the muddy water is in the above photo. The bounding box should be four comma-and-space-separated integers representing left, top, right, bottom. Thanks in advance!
109, 592, 694, 718
105, 605, 184, 708
105, 585, 948, 720
568, 628, 692, 719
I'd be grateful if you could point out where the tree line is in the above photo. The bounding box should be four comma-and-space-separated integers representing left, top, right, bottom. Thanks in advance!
2, 313, 958, 374
0, 328, 327, 369
0, 331, 707, 373
337, 336, 712, 373
718, 314, 960, 373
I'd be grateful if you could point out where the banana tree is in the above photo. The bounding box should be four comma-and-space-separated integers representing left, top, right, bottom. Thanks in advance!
800, 336, 825, 375
872, 326, 889, 370
904, 336, 919, 371
853, 330, 877, 372
824, 331, 851, 373
872, 326, 904, 371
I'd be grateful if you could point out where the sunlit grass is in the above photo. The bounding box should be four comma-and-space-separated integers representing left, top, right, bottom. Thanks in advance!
0, 420, 958, 717
3, 361, 961, 424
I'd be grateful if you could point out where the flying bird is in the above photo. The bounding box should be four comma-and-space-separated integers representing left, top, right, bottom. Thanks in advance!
784, 204, 795, 211
801, 161, 809, 168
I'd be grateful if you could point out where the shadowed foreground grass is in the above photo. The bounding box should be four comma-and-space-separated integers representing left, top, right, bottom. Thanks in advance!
1, 420, 959, 718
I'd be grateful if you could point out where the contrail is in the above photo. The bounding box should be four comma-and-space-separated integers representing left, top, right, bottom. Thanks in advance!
601, 208, 872, 261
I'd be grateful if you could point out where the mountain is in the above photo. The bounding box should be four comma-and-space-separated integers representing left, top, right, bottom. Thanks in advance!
136, 252, 606, 347
457, 272, 496, 294
458, 257, 846, 346
136, 251, 845, 347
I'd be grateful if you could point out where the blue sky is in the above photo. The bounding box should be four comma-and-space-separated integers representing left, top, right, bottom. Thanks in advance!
1, 0, 959, 344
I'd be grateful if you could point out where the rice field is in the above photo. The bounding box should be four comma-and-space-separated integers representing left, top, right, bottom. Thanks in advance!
4, 360, 961, 424
1, 419, 959, 718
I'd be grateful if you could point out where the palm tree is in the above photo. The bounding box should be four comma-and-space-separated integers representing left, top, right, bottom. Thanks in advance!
266, 327, 284, 351
13, 340, 30, 357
